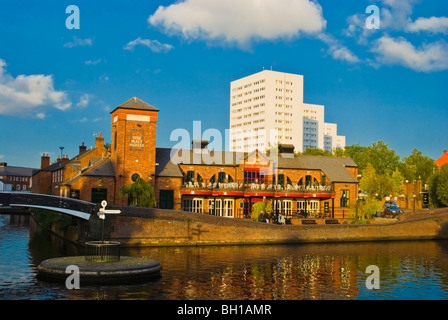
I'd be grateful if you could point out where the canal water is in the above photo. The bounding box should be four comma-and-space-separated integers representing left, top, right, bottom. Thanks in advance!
1, 213, 448, 300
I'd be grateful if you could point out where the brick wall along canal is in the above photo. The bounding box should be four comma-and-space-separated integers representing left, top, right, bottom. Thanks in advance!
2, 212, 448, 300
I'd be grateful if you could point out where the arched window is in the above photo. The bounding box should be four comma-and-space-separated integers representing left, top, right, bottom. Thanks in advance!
278, 174, 285, 186
186, 171, 195, 183
305, 175, 312, 187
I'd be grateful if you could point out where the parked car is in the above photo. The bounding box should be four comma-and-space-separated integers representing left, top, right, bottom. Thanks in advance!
382, 201, 403, 218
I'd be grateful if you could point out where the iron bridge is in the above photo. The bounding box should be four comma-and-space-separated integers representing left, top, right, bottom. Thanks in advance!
0, 192, 99, 220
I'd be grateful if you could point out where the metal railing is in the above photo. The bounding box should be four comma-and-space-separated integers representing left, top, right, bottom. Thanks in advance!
181, 179, 333, 193
85, 241, 121, 262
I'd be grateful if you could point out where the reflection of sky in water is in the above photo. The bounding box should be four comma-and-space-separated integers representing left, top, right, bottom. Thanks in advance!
358, 263, 448, 300
0, 215, 33, 289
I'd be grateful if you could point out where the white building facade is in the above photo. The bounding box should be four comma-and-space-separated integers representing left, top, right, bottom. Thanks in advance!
229, 70, 345, 154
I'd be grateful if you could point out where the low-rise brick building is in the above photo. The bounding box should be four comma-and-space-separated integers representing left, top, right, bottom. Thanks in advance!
0, 162, 37, 192
32, 97, 359, 219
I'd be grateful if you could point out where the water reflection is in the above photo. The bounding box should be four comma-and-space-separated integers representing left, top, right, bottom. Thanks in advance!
2, 213, 448, 300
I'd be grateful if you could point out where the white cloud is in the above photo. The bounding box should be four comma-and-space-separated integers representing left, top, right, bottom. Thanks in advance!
124, 37, 174, 53
148, 0, 326, 47
63, 37, 94, 48
371, 35, 448, 72
36, 113, 46, 119
318, 33, 360, 63
407, 16, 448, 34
0, 155, 4, 160
76, 94, 91, 108
0, 59, 71, 116
344, 0, 417, 40
85, 59, 102, 65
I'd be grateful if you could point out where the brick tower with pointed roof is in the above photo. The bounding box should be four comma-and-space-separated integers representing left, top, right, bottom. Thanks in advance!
110, 97, 159, 205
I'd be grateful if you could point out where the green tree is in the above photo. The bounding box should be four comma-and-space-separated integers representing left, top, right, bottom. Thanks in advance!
350, 196, 382, 222
436, 164, 448, 206
345, 144, 369, 174
367, 141, 400, 175
391, 168, 405, 195
300, 148, 334, 156
427, 170, 442, 207
250, 201, 273, 221
333, 147, 346, 157
345, 141, 400, 175
398, 148, 435, 184
359, 163, 395, 199
119, 178, 156, 208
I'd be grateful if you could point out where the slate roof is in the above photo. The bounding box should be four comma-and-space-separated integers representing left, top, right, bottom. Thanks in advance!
277, 155, 358, 183
63, 157, 115, 186
110, 97, 159, 113
83, 158, 115, 177
0, 164, 38, 177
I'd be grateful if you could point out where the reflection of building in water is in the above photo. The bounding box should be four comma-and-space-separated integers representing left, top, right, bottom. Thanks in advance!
150, 249, 360, 300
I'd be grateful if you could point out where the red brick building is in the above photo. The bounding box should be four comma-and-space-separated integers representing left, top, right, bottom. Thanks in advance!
32, 97, 359, 219
435, 150, 448, 169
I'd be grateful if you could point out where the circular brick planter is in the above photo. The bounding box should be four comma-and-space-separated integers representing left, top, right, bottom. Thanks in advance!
37, 256, 162, 284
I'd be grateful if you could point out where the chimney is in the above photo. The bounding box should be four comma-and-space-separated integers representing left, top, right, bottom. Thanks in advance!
95, 132, 104, 150
79, 142, 87, 154
192, 139, 209, 154
57, 156, 62, 163
444, 150, 447, 155
0, 162, 7, 167
41, 153, 50, 169
61, 154, 70, 165
278, 144, 295, 158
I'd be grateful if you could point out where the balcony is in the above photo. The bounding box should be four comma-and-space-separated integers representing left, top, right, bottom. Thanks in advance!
180, 179, 333, 195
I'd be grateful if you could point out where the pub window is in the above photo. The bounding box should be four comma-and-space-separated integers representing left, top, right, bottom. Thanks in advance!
298, 178, 303, 186
278, 174, 285, 187
210, 174, 216, 183
287, 177, 292, 186
186, 171, 195, 183
321, 175, 326, 186
183, 198, 203, 213
197, 173, 203, 183
341, 190, 350, 208
218, 172, 226, 183
305, 175, 312, 187
244, 169, 268, 184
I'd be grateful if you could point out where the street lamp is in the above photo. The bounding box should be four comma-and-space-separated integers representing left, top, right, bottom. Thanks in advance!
413, 193, 416, 212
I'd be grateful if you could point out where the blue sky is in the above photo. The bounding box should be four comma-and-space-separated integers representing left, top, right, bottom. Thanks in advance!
0, 0, 447, 168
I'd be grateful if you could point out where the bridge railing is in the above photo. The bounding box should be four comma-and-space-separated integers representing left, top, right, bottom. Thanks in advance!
0, 192, 99, 215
